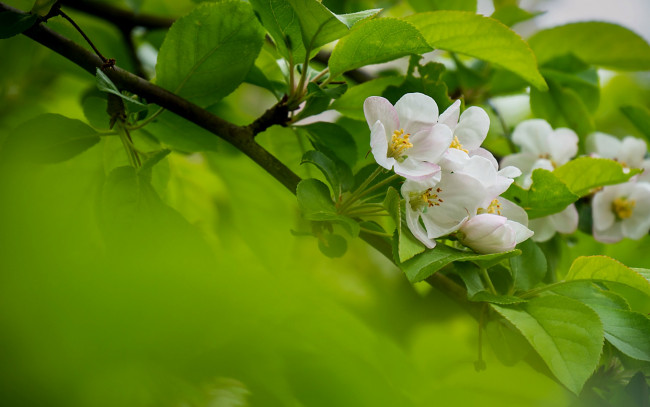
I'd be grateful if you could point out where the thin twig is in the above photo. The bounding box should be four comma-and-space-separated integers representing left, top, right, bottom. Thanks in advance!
58, 9, 107, 62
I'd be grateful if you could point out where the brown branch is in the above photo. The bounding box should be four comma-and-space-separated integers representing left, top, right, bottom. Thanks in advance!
58, 0, 174, 31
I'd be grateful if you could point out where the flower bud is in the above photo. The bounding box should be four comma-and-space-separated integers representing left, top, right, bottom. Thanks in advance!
458, 214, 533, 254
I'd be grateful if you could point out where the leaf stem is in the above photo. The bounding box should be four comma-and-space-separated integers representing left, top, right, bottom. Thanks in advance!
58, 9, 108, 62
310, 67, 329, 84
359, 227, 392, 237
338, 166, 384, 212
480, 268, 497, 295
127, 107, 165, 130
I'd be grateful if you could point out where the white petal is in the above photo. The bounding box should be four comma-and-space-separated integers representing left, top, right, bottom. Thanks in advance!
364, 96, 398, 131
500, 198, 529, 226
439, 148, 470, 172
394, 159, 440, 181
547, 127, 578, 165
549, 204, 579, 235
500, 153, 538, 176
636, 160, 650, 183
619, 136, 647, 168
473, 147, 499, 170
593, 222, 624, 243
461, 214, 506, 240
512, 119, 553, 154
401, 176, 439, 196
498, 165, 522, 179
459, 214, 517, 253
394, 93, 439, 134
438, 100, 461, 131
586, 132, 621, 159
456, 154, 499, 192
592, 186, 618, 231
507, 220, 534, 244
455, 106, 490, 151
529, 217, 557, 242
408, 123, 453, 163
369, 120, 394, 170
405, 207, 436, 249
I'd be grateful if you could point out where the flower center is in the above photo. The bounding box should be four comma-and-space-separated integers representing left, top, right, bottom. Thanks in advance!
388, 129, 413, 159
409, 187, 444, 212
449, 135, 468, 153
612, 196, 636, 220
477, 199, 502, 215
538, 153, 557, 168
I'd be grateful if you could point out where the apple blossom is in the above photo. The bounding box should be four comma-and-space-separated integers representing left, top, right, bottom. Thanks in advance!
458, 213, 533, 254
501, 119, 578, 188
586, 132, 650, 182
402, 169, 488, 248
364, 93, 453, 181
592, 181, 650, 243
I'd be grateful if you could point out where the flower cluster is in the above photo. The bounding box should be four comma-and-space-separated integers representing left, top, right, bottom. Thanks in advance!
364, 93, 533, 254
500, 123, 650, 244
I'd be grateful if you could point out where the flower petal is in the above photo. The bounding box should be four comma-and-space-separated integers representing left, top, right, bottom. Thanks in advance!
455, 106, 490, 151
593, 222, 624, 243
370, 120, 394, 170
592, 185, 618, 231
549, 204, 579, 234
507, 220, 534, 244
529, 216, 557, 242
364, 96, 398, 131
500, 198, 529, 226
619, 136, 647, 169
394, 93, 439, 134
438, 99, 461, 131
512, 119, 553, 154
586, 132, 621, 159
498, 165, 522, 179
500, 152, 538, 176
408, 123, 453, 163
394, 159, 440, 181
547, 127, 578, 165
473, 147, 499, 170
405, 207, 436, 249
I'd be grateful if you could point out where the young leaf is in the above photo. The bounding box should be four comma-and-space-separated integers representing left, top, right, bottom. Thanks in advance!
286, 0, 348, 51
0, 10, 38, 39
249, 0, 305, 61
490, 5, 541, 27
565, 256, 650, 298
501, 169, 579, 219
5, 114, 101, 163
405, 11, 547, 91
96, 68, 147, 112
470, 291, 526, 305
509, 239, 546, 292
529, 22, 650, 71
301, 150, 352, 196
621, 105, 650, 141
156, 2, 264, 107
299, 122, 358, 167
318, 233, 348, 258
409, 0, 477, 12
397, 244, 520, 283
492, 295, 603, 395
553, 157, 641, 197
328, 18, 432, 78
336, 9, 382, 28
331, 76, 403, 121
296, 178, 359, 236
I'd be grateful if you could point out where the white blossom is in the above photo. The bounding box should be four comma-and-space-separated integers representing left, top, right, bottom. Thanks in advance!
592, 181, 650, 243
586, 131, 650, 182
364, 93, 452, 181
458, 213, 533, 254
528, 204, 579, 242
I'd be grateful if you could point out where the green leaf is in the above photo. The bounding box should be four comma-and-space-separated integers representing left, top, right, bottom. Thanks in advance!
621, 105, 650, 141
249, 0, 305, 61
286, 0, 348, 51
328, 18, 432, 78
144, 110, 218, 153
553, 284, 650, 362
529, 22, 650, 71
540, 67, 599, 112
490, 5, 541, 27
501, 169, 579, 219
318, 233, 348, 258
331, 76, 403, 121
398, 243, 520, 283
409, 0, 477, 12
492, 295, 603, 394
509, 239, 546, 292
336, 9, 382, 28
301, 150, 352, 196
299, 122, 358, 167
486, 317, 531, 366
96, 68, 147, 113
296, 178, 359, 236
30, 0, 56, 16
156, 2, 264, 106
382, 61, 453, 112
565, 256, 650, 298
553, 157, 641, 197
383, 187, 426, 262
138, 149, 171, 175
406, 11, 547, 91
5, 114, 101, 163
0, 10, 38, 39
530, 78, 594, 137
470, 291, 526, 304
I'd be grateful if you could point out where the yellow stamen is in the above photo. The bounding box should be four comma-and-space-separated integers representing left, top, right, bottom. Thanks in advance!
538, 153, 557, 168
612, 197, 635, 219
410, 187, 444, 211
388, 129, 413, 159
477, 199, 502, 216
449, 135, 468, 153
